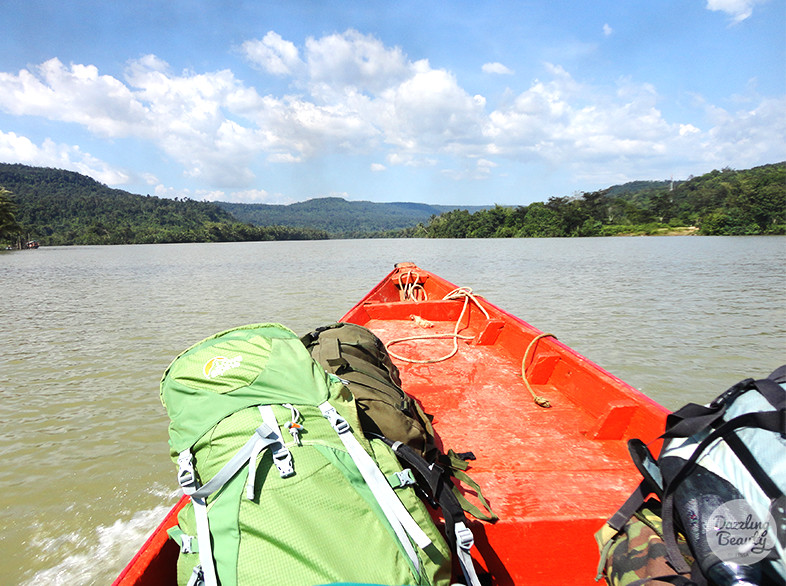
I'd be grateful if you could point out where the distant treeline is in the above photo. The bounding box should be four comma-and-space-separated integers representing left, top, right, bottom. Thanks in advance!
401, 163, 785, 238
218, 198, 488, 235
0, 164, 327, 246
1, 161, 784, 246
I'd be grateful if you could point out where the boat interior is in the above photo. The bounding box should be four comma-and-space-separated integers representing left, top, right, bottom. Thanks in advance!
340, 263, 668, 584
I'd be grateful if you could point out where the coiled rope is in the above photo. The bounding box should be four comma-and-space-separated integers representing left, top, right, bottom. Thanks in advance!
386, 287, 490, 365
396, 270, 428, 302
390, 274, 555, 408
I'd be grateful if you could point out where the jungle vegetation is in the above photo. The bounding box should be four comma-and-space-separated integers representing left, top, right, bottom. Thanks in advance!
404, 162, 785, 238
1, 161, 783, 246
218, 198, 487, 236
0, 164, 328, 246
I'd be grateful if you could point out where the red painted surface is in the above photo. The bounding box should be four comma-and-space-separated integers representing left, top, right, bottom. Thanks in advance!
113, 496, 187, 585
114, 262, 669, 585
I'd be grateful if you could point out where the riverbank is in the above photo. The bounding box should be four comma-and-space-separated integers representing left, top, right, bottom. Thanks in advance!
606, 225, 701, 236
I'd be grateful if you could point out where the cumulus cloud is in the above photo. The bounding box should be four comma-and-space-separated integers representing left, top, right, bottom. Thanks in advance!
705, 0, 768, 23
603, 24, 613, 36
305, 30, 411, 96
241, 32, 302, 75
0, 58, 148, 137
0, 130, 130, 184
0, 29, 782, 194
482, 62, 514, 75
485, 65, 785, 182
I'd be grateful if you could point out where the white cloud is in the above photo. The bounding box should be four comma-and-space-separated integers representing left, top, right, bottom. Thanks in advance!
700, 96, 786, 163
603, 24, 613, 36
705, 0, 768, 23
0, 130, 130, 185
304, 29, 410, 96
153, 184, 291, 203
201, 188, 288, 203
482, 62, 514, 75
386, 152, 437, 167
442, 158, 498, 181
0, 29, 782, 194
477, 158, 497, 169
484, 66, 785, 183
242, 32, 302, 76
0, 58, 148, 137
679, 124, 701, 136
380, 68, 486, 153
267, 153, 302, 163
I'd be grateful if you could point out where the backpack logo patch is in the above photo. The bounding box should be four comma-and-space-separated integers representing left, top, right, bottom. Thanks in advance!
203, 355, 243, 379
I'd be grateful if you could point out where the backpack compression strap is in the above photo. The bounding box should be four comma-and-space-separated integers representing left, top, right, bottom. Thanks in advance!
177, 420, 286, 586
319, 401, 433, 576
385, 438, 484, 586
603, 372, 785, 575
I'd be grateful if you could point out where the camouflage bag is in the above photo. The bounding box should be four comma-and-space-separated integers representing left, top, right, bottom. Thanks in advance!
595, 499, 697, 586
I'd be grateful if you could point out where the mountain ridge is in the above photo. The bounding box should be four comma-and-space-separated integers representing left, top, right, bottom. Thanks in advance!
1, 161, 783, 244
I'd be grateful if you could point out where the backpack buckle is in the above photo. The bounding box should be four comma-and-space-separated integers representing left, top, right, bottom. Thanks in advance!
320, 403, 351, 434
391, 468, 416, 488
272, 446, 295, 478
454, 521, 475, 552
177, 451, 198, 495
180, 534, 196, 554
186, 565, 205, 586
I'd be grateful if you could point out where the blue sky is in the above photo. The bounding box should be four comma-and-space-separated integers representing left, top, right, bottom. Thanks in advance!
1, 0, 784, 205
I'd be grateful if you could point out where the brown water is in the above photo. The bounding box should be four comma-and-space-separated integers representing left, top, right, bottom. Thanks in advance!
1, 236, 784, 584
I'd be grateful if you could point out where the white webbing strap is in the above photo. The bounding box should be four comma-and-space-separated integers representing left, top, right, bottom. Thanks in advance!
319, 401, 432, 574
454, 521, 482, 586
258, 405, 295, 479
191, 495, 216, 586
177, 423, 282, 586
245, 436, 267, 500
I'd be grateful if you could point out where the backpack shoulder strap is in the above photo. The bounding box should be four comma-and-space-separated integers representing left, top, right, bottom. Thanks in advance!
318, 400, 432, 574
384, 438, 484, 586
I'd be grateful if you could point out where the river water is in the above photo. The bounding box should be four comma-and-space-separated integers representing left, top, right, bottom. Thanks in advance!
1, 236, 784, 584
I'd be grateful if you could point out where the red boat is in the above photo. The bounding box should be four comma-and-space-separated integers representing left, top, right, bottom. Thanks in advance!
114, 262, 668, 586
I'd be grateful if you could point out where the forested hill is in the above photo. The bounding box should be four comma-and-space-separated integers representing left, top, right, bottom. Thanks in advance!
0, 163, 484, 244
414, 163, 785, 238
0, 163, 328, 245
1, 161, 783, 246
217, 198, 488, 235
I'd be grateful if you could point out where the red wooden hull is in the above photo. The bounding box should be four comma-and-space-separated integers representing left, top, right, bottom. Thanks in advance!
114, 262, 668, 585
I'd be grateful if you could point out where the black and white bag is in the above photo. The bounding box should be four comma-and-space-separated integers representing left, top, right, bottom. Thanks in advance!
605, 366, 786, 586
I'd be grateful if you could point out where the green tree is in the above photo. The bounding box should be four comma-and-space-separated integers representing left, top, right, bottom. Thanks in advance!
0, 187, 23, 243
425, 209, 471, 238
545, 196, 586, 235
466, 205, 512, 238
516, 202, 565, 237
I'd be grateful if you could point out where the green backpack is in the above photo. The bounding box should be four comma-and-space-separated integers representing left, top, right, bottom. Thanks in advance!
160, 323, 451, 586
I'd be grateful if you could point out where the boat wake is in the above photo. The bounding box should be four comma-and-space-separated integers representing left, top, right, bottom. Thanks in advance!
23, 486, 180, 585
